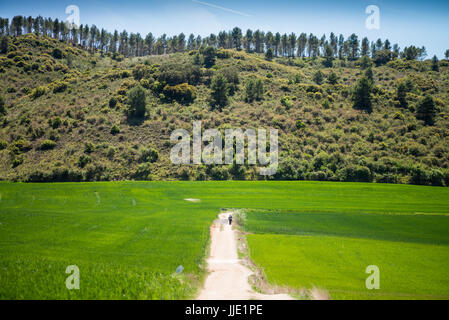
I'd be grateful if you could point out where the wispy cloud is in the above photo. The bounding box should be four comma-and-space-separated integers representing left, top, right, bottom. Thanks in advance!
192, 0, 253, 17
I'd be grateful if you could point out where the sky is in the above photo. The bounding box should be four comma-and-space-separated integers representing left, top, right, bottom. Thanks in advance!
0, 0, 448, 57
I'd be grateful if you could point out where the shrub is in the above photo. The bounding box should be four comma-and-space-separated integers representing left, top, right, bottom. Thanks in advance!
109, 96, 118, 108
48, 117, 62, 129
127, 85, 146, 118
78, 155, 91, 168
162, 83, 196, 104
11, 139, 32, 153
40, 139, 56, 150
139, 147, 159, 163
110, 125, 120, 135
132, 64, 153, 80
280, 96, 292, 109
12, 155, 24, 168
409, 165, 430, 185
30, 86, 47, 99
0, 139, 7, 150
158, 62, 201, 86
295, 119, 306, 130
52, 48, 63, 59
133, 162, 152, 180
52, 81, 68, 93
84, 142, 95, 154
339, 165, 372, 182
327, 72, 339, 85
313, 70, 324, 85
218, 67, 239, 95
0, 95, 5, 115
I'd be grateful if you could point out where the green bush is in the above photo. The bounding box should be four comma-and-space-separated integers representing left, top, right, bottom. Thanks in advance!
162, 83, 196, 104
245, 78, 264, 102
210, 74, 228, 110
30, 86, 47, 99
40, 139, 56, 150
52, 81, 68, 93
0, 139, 7, 150
313, 70, 324, 85
0, 95, 5, 115
48, 117, 62, 129
158, 62, 201, 86
78, 155, 92, 168
51, 48, 63, 59
339, 165, 372, 182
109, 96, 118, 108
139, 148, 159, 163
127, 85, 146, 118
110, 125, 120, 135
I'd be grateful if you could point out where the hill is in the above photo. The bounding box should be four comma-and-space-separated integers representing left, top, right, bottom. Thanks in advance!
1, 33, 449, 185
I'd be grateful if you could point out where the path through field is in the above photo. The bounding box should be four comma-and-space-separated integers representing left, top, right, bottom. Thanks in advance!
196, 212, 293, 300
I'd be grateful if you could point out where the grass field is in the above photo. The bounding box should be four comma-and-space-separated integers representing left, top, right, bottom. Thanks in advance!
0, 181, 448, 299
243, 208, 449, 299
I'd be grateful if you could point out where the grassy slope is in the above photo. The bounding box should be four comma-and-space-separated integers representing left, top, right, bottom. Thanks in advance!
1, 180, 448, 299
1, 34, 449, 183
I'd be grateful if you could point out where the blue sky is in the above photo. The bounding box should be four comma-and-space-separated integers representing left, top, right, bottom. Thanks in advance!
1, 0, 448, 57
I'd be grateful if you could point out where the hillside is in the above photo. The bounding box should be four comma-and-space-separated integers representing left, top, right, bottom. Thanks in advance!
0, 33, 449, 185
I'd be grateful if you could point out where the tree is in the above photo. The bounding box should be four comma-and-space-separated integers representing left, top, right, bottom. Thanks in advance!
373, 49, 392, 66
245, 79, 264, 102
0, 36, 8, 54
231, 27, 242, 50
445, 49, 449, 60
431, 55, 439, 72
364, 67, 374, 81
327, 72, 339, 85
297, 33, 307, 57
313, 70, 324, 85
348, 33, 359, 60
127, 85, 146, 118
202, 46, 216, 68
416, 96, 437, 125
265, 48, 273, 61
323, 44, 334, 67
210, 74, 228, 110
245, 29, 253, 52
11, 16, 23, 36
352, 76, 373, 113
0, 95, 6, 115
359, 55, 372, 69
361, 37, 370, 56
395, 81, 408, 108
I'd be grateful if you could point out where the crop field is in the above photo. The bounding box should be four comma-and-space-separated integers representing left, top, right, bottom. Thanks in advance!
0, 181, 448, 299
244, 210, 449, 299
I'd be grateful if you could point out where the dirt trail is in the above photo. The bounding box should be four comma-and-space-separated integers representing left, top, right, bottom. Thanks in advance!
196, 212, 293, 300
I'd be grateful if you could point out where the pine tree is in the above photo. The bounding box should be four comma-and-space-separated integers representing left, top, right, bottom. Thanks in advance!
431, 55, 439, 72
416, 96, 437, 125
352, 76, 373, 113
210, 74, 228, 110
265, 48, 273, 61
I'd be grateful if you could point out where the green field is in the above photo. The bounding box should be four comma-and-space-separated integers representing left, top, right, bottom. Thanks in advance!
0, 181, 448, 299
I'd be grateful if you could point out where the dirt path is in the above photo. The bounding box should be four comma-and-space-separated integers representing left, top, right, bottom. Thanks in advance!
196, 212, 293, 300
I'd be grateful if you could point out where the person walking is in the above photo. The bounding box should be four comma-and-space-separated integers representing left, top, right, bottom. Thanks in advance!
228, 214, 233, 225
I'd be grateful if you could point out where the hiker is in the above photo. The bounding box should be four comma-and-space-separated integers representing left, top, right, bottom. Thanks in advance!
228, 214, 232, 225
